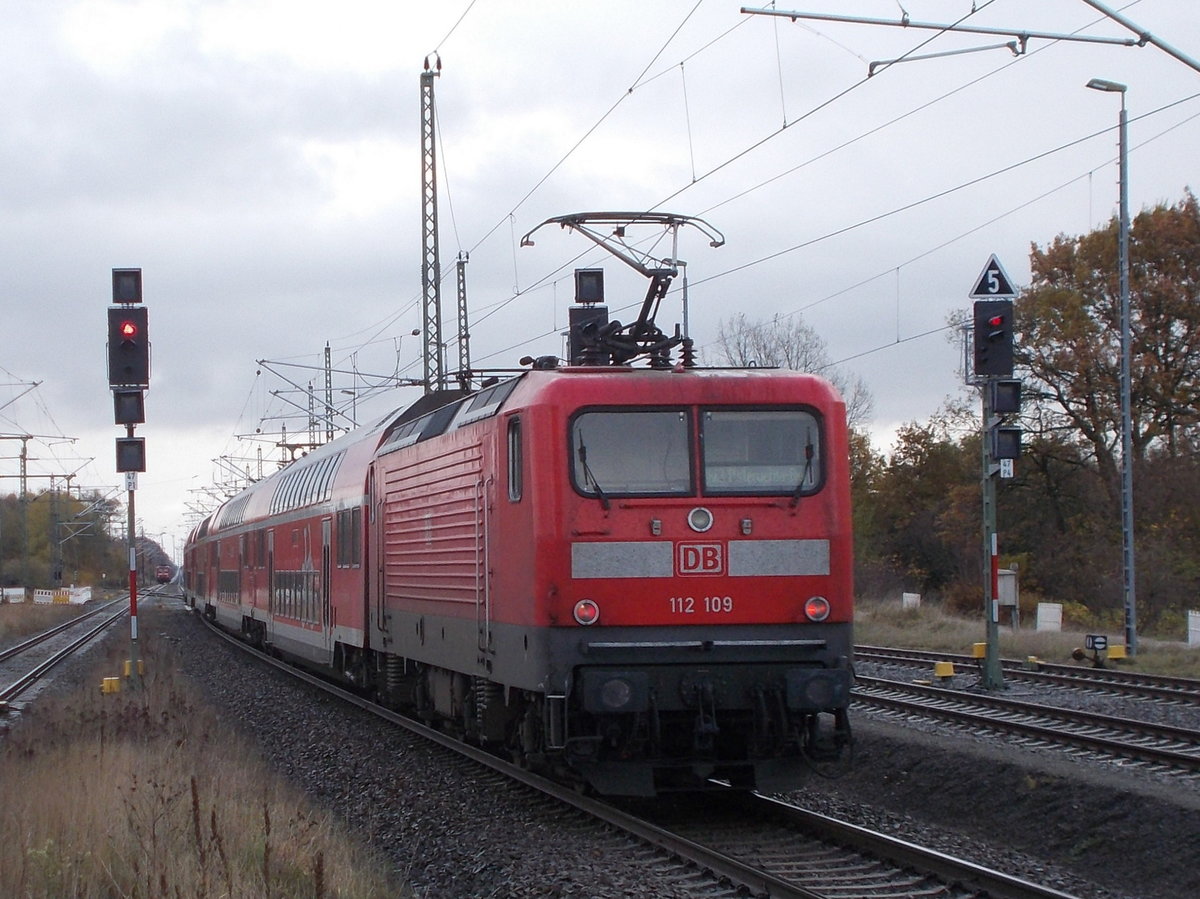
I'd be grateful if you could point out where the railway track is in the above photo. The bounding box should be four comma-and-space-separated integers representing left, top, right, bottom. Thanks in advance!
853, 674, 1200, 775
856, 644, 1200, 704
199, 614, 1085, 899
617, 790, 1079, 899
0, 598, 127, 710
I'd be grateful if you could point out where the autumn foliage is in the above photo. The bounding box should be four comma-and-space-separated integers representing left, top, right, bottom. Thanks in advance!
854, 191, 1200, 637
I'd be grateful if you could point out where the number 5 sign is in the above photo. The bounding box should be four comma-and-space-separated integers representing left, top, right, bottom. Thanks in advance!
970, 255, 1016, 299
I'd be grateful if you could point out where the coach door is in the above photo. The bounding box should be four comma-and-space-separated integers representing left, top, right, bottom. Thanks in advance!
370, 463, 389, 638
476, 476, 494, 654
321, 517, 333, 657
266, 529, 276, 641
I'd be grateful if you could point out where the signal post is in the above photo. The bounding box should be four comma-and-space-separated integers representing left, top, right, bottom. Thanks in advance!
108, 268, 149, 684
970, 256, 1021, 691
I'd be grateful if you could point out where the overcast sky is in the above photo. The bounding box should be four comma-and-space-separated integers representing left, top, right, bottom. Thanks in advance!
1, 0, 1197, 558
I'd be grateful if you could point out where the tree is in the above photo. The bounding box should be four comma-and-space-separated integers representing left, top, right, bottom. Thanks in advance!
712, 313, 874, 429
1014, 190, 1200, 628
867, 405, 978, 598
1018, 191, 1200, 501
0, 489, 124, 588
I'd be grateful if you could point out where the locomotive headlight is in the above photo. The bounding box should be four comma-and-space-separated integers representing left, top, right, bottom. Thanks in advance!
599, 677, 633, 710
581, 669, 649, 712
687, 506, 714, 533
786, 668, 851, 711
573, 598, 600, 625
803, 595, 831, 622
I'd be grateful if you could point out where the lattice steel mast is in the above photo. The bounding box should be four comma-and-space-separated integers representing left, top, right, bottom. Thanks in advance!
420, 55, 445, 394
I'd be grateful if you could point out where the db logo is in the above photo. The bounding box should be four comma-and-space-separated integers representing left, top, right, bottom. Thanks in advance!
677, 543, 724, 575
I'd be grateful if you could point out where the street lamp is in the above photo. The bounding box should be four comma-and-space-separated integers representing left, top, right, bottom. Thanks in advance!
1087, 77, 1137, 655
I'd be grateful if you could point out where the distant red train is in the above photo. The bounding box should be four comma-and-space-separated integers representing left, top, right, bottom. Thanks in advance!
184, 361, 854, 794
155, 565, 173, 584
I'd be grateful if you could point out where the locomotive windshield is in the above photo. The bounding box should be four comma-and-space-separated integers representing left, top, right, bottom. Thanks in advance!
569, 407, 822, 498
701, 409, 821, 495
571, 410, 692, 496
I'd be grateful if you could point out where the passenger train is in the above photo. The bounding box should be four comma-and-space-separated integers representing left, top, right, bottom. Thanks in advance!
184, 218, 854, 796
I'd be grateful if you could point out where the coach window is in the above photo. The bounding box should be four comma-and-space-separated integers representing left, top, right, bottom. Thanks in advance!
507, 417, 522, 502
701, 408, 822, 495
337, 507, 362, 568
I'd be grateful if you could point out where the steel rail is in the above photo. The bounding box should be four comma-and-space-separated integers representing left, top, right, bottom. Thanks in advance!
0, 598, 123, 664
854, 676, 1200, 771
736, 792, 1080, 899
0, 606, 128, 705
856, 644, 1200, 703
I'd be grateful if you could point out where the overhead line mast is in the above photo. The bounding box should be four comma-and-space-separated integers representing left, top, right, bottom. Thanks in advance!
420, 55, 446, 394
455, 251, 471, 388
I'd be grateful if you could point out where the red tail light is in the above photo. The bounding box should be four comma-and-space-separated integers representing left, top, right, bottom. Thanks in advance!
574, 599, 600, 625
804, 596, 830, 622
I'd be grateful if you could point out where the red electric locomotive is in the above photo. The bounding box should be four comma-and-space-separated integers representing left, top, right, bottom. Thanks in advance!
184, 213, 854, 795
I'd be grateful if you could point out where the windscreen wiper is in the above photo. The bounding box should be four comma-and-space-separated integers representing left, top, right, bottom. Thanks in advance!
577, 439, 611, 510
789, 437, 816, 508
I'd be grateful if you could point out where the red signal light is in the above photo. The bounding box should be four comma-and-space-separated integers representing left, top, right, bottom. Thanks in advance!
988, 315, 1004, 327
119, 320, 138, 340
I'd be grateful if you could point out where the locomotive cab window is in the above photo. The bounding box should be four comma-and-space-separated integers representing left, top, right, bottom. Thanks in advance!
570, 410, 691, 497
507, 416, 522, 502
701, 408, 822, 495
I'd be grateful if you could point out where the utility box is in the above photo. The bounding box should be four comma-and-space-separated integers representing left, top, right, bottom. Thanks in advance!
1037, 602, 1063, 632
998, 568, 1019, 628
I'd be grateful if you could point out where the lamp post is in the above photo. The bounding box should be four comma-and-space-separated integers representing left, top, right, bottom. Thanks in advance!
1087, 77, 1137, 655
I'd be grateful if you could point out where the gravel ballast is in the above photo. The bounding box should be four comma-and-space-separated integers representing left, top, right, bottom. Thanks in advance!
12, 598, 1200, 898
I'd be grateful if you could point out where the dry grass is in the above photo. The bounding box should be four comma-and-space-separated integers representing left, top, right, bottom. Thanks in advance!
0, 617, 404, 898
855, 598, 1200, 678
0, 600, 89, 643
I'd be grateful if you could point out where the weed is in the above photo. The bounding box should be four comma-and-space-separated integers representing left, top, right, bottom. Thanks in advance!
0, 606, 399, 898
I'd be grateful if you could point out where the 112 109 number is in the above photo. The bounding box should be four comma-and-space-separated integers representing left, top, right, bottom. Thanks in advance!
669, 595, 734, 614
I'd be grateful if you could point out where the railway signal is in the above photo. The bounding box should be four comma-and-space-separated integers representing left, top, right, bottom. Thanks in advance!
113, 389, 145, 425
107, 306, 150, 387
966, 257, 1020, 693
972, 299, 1014, 377
989, 379, 1022, 461
108, 266, 147, 687
112, 267, 142, 303
115, 436, 146, 472
991, 378, 1021, 414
